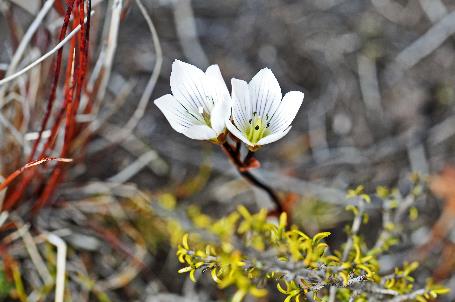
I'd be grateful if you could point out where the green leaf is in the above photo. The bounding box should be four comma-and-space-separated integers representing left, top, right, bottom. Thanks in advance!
232, 289, 247, 302
178, 266, 193, 273
182, 234, 190, 250
431, 287, 450, 295
189, 269, 197, 282
291, 230, 310, 240
277, 282, 290, 294
211, 268, 221, 283
345, 205, 359, 215
312, 232, 331, 245
237, 206, 251, 219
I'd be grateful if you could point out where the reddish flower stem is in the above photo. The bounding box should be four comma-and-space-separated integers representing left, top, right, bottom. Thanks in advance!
221, 142, 284, 214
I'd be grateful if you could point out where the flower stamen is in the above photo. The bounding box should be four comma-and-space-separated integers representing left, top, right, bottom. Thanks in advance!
198, 106, 212, 127
245, 115, 270, 144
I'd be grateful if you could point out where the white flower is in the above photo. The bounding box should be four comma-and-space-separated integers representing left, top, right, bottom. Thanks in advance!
226, 68, 304, 150
154, 60, 231, 142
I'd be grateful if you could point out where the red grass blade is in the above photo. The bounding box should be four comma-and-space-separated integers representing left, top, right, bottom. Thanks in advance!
0, 158, 73, 192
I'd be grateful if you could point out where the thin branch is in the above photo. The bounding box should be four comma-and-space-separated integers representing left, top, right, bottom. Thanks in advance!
172, 0, 209, 67
386, 289, 426, 302
0, 211, 8, 228
45, 233, 68, 302
12, 217, 53, 286
329, 197, 365, 302
418, 0, 447, 23
106, 0, 163, 143
95, 0, 122, 101
0, 0, 55, 85
342, 200, 364, 261
107, 150, 162, 183
387, 10, 455, 83
0, 10, 95, 88
0, 157, 72, 193
358, 53, 384, 123
221, 142, 283, 213
0, 0, 55, 103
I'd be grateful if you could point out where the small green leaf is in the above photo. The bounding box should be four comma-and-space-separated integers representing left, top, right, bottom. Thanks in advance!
182, 234, 190, 250
178, 266, 193, 273
312, 232, 331, 244
189, 269, 197, 282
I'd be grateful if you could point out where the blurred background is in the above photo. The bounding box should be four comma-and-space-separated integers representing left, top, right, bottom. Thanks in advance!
1, 0, 455, 301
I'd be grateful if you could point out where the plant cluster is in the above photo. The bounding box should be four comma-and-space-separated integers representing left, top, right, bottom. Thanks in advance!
169, 181, 449, 302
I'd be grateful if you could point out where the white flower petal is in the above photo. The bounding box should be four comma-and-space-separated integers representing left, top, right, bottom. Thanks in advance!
225, 119, 253, 146
183, 124, 217, 140
231, 78, 251, 131
248, 68, 282, 121
170, 60, 212, 117
227, 67, 303, 147
268, 91, 304, 133
205, 64, 232, 134
211, 98, 231, 135
155, 94, 197, 133
205, 64, 230, 103
257, 127, 292, 145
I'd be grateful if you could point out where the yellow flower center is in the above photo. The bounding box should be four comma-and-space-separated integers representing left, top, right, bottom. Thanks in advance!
244, 115, 270, 144
198, 106, 211, 127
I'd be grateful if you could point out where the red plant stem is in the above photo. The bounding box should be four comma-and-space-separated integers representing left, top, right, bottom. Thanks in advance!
34, 0, 92, 212
32, 167, 64, 212
85, 0, 92, 45
67, 0, 89, 145
41, 22, 78, 157
53, 1, 66, 16
64, 1, 81, 153
235, 139, 241, 154
221, 142, 284, 213
32, 36, 78, 213
3, 1, 78, 211
4, 0, 93, 212
244, 150, 255, 164
82, 0, 93, 115
0, 158, 72, 193
29, 0, 76, 161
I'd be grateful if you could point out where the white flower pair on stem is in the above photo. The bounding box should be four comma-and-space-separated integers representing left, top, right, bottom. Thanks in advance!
154, 60, 304, 150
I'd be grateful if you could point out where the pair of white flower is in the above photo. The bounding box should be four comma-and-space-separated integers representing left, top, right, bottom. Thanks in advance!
154, 60, 304, 150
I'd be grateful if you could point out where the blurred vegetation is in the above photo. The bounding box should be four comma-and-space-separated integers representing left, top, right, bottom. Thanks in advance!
171, 181, 449, 301
2, 0, 455, 301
